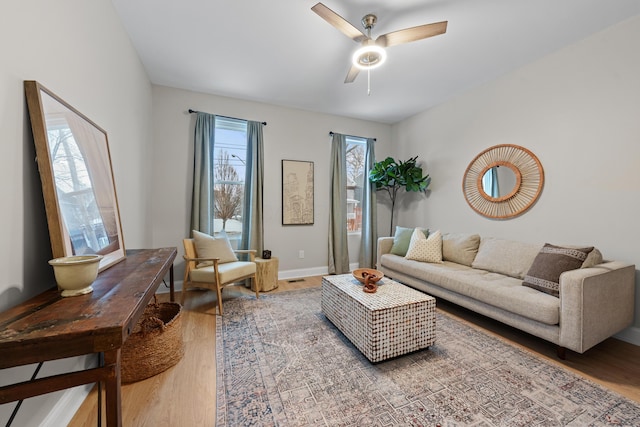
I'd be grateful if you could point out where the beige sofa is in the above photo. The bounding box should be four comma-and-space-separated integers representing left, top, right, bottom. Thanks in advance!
377, 233, 636, 357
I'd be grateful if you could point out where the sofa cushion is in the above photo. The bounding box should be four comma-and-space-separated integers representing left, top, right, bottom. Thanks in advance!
390, 226, 428, 256
523, 244, 594, 297
192, 230, 238, 267
381, 254, 559, 325
442, 233, 481, 267
406, 229, 443, 263
472, 237, 542, 279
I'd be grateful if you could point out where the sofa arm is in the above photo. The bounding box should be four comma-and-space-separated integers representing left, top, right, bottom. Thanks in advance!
376, 237, 394, 269
559, 261, 636, 353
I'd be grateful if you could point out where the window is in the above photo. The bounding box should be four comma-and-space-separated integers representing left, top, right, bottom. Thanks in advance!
345, 136, 366, 233
213, 117, 248, 247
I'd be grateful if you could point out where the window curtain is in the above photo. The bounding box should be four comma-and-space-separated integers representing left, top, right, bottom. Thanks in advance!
190, 112, 216, 234
358, 138, 377, 268
482, 167, 499, 198
241, 121, 264, 257
328, 133, 350, 274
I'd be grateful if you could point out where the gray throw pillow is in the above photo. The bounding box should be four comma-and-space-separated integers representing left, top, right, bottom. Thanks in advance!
522, 244, 594, 297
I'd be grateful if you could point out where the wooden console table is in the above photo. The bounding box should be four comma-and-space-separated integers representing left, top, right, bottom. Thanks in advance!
0, 247, 177, 427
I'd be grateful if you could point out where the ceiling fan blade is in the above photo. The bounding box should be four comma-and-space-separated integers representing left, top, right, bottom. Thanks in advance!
344, 65, 360, 83
376, 21, 447, 47
311, 3, 368, 43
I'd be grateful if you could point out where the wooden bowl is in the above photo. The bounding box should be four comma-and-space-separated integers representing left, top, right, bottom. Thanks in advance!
352, 268, 384, 284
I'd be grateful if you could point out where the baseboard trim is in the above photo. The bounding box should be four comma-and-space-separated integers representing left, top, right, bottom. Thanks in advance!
156, 264, 361, 294
614, 325, 640, 347
278, 266, 329, 281
40, 383, 93, 427
276, 263, 359, 281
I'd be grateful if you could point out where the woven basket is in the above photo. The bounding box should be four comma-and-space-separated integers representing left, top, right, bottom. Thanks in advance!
121, 301, 184, 383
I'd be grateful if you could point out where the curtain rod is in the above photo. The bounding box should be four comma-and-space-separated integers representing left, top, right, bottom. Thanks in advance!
188, 109, 267, 126
329, 131, 376, 142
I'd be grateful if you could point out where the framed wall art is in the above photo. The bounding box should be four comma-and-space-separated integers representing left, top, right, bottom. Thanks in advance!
25, 80, 126, 271
282, 160, 314, 225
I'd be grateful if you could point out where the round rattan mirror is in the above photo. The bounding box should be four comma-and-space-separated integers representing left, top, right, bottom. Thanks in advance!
463, 144, 544, 219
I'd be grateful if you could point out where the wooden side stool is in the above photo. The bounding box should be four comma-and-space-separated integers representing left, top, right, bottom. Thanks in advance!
253, 257, 279, 292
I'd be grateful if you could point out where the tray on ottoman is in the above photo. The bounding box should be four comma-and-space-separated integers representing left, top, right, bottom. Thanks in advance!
321, 274, 436, 362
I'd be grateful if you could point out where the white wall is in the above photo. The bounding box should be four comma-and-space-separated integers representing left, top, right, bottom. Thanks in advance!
150, 85, 392, 279
0, 1, 153, 425
392, 16, 640, 343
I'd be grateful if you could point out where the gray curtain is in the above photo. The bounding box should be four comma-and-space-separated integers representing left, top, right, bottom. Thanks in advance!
482, 167, 499, 198
328, 133, 350, 274
190, 112, 216, 234
359, 138, 377, 268
241, 121, 264, 256
490, 167, 499, 197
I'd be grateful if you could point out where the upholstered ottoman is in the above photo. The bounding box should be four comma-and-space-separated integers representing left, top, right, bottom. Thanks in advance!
321, 274, 436, 362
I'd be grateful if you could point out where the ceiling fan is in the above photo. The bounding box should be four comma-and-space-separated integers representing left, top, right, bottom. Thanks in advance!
311, 2, 448, 84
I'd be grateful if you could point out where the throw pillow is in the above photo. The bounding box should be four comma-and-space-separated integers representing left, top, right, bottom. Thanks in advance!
582, 248, 603, 268
405, 229, 443, 263
442, 233, 481, 267
472, 237, 542, 279
390, 226, 429, 256
522, 243, 594, 297
192, 230, 238, 267
558, 244, 603, 268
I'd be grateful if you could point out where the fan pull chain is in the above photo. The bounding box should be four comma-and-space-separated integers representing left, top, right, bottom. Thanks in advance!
367, 68, 371, 96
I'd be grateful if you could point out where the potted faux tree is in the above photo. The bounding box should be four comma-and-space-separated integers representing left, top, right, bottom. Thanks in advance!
369, 156, 431, 236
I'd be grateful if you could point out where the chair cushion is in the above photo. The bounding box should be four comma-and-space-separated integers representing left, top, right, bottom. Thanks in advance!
192, 230, 238, 266
190, 261, 256, 284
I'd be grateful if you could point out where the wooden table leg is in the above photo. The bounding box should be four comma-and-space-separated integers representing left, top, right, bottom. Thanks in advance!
103, 349, 122, 427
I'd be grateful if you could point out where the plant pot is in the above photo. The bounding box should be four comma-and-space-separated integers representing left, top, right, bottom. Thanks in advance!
48, 255, 103, 297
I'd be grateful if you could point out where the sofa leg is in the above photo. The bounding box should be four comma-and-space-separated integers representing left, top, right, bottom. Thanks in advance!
557, 346, 567, 360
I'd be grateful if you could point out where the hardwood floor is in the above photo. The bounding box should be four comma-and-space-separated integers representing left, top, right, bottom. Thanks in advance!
69, 276, 640, 426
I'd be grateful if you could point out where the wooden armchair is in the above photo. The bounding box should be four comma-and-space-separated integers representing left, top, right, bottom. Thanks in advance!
182, 238, 259, 315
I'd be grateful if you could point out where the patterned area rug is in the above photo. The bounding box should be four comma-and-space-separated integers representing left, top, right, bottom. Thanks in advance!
216, 287, 640, 426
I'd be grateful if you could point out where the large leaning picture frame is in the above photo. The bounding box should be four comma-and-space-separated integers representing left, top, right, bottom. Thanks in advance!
282, 159, 314, 225
25, 81, 125, 271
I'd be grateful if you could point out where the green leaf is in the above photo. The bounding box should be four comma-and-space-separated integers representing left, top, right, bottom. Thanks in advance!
369, 156, 431, 197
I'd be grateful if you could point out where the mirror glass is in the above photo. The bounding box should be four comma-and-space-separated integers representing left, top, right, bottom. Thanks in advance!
481, 166, 517, 199
25, 81, 125, 271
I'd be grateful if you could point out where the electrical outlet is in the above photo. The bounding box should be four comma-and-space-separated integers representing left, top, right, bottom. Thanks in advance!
298, 250, 305, 259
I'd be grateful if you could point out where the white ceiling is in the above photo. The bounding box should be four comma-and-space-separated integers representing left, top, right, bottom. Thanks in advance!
111, 0, 640, 124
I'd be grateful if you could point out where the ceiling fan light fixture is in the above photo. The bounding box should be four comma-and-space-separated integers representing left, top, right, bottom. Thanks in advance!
311, 3, 447, 83
352, 44, 387, 70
